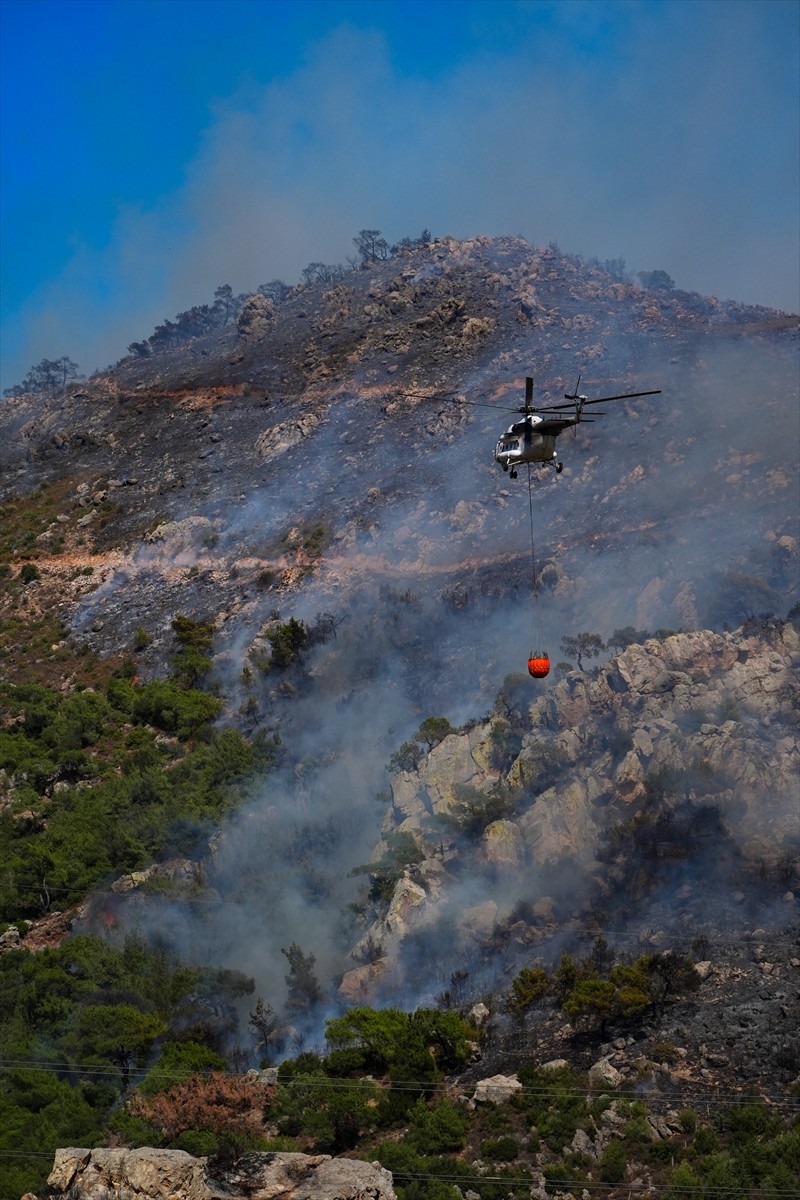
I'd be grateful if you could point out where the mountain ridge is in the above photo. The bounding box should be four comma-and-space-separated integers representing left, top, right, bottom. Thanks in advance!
1, 234, 798, 1198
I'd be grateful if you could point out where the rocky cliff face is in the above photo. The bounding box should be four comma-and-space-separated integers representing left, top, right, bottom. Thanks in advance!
41, 1148, 395, 1200
342, 622, 799, 1004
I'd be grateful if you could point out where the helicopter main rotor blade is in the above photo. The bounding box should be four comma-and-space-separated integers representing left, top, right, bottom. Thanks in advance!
455, 398, 528, 412
405, 391, 514, 412
541, 388, 661, 412
579, 389, 662, 406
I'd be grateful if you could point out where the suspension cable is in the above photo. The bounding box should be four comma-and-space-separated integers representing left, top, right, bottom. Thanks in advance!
527, 463, 537, 597
527, 464, 546, 661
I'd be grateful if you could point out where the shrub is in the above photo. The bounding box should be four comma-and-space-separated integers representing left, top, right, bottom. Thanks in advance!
274, 1074, 376, 1152
388, 740, 423, 773
131, 680, 222, 738
416, 716, 455, 748
133, 626, 152, 651
169, 615, 214, 684
600, 1138, 627, 1184
139, 1040, 226, 1096
650, 1039, 678, 1064
692, 1125, 719, 1154
408, 1099, 469, 1154
267, 618, 309, 669
720, 1101, 780, 1138
350, 831, 425, 904
542, 1162, 572, 1194
488, 720, 523, 771
508, 964, 549, 1014
436, 782, 514, 839
171, 1128, 219, 1154
480, 1135, 519, 1161
19, 563, 40, 584
664, 1161, 703, 1197
130, 1071, 272, 1143
649, 1139, 676, 1164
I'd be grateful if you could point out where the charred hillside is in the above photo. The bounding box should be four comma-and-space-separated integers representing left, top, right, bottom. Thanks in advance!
3, 237, 797, 682
1, 236, 798, 1197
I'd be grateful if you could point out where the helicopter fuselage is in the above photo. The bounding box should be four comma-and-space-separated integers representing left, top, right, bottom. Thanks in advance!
494, 412, 575, 473
485, 377, 659, 479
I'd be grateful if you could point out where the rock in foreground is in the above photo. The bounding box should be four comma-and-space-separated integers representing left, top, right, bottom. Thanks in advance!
46, 1147, 396, 1200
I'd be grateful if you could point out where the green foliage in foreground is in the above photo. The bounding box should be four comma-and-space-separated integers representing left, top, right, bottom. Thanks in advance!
0, 932, 254, 1196
2, 972, 798, 1200
270, 1007, 479, 1157
0, 670, 281, 921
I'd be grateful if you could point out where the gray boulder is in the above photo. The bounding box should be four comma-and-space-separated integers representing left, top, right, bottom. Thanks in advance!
47, 1147, 396, 1199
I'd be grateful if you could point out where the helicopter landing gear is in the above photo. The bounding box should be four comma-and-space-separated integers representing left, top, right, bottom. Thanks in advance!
510, 468, 518, 479
556, 462, 563, 474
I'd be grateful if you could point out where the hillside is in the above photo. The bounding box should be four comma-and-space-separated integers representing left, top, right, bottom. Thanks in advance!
0, 235, 798, 1197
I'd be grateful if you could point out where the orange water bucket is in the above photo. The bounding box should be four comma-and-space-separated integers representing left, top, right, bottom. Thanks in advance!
528, 654, 551, 678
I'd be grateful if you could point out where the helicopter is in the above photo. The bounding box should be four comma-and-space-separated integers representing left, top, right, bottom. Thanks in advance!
481, 375, 661, 478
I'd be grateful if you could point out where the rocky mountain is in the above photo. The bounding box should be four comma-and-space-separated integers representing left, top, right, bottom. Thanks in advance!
342, 623, 798, 1008
1, 235, 798, 1197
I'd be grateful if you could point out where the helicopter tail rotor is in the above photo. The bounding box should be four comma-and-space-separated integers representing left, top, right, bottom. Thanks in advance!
564, 374, 581, 402
562, 375, 586, 433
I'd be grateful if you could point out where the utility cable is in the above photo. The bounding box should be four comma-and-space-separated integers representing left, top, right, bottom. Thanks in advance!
2, 1157, 799, 1197
1, 1057, 797, 1111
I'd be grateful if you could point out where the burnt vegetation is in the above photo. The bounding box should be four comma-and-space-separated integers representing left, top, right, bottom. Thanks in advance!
1, 230, 798, 1197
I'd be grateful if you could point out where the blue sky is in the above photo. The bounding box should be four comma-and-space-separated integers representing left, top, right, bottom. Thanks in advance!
1, 0, 798, 389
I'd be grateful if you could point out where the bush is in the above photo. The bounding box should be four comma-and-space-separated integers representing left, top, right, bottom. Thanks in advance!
169, 615, 214, 684
408, 1099, 469, 1154
266, 618, 309, 669
488, 720, 523, 772
371, 1140, 469, 1198
542, 1162, 572, 1194
509, 964, 549, 1014
170, 1128, 219, 1155
274, 1074, 377, 1152
19, 563, 40, 584
133, 626, 153, 651
139, 1040, 226, 1096
664, 1161, 703, 1197
437, 782, 514, 839
480, 1135, 519, 1161
131, 680, 222, 737
649, 1139, 676, 1164
692, 1125, 719, 1154
130, 1071, 272, 1145
388, 740, 423, 773
600, 1137, 627, 1183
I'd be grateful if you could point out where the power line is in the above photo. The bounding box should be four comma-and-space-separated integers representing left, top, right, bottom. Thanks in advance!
0, 1153, 798, 1197
379, 1170, 800, 1198
1, 1057, 797, 1111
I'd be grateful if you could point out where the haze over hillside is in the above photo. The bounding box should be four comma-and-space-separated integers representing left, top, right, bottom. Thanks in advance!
3, 234, 797, 1016
2, 231, 799, 1197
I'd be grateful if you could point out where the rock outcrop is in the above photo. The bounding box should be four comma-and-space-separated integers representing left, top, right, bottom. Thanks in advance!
235, 292, 275, 342
45, 1148, 396, 1200
342, 621, 799, 1001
